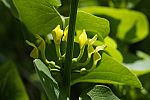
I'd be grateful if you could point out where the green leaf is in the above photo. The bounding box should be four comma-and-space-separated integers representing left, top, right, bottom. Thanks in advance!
94, 37, 123, 63
1, 0, 19, 18
104, 37, 123, 62
127, 0, 141, 8
13, 0, 62, 35
71, 53, 142, 88
80, 6, 149, 43
80, 85, 120, 100
0, 61, 29, 100
105, 46, 123, 63
76, 11, 110, 41
33, 59, 59, 100
65, 11, 110, 41
125, 51, 150, 76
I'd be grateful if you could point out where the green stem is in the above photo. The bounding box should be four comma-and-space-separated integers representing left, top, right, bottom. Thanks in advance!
55, 44, 61, 59
63, 0, 79, 98
72, 47, 85, 62
73, 54, 91, 69
77, 47, 85, 61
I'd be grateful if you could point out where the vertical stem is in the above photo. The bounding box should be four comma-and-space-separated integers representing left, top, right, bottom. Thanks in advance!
63, 0, 79, 98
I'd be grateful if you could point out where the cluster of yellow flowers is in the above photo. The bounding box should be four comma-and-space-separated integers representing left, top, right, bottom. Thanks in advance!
52, 25, 106, 71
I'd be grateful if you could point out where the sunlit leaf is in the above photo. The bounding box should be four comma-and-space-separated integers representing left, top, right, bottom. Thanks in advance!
65, 11, 110, 41
94, 37, 123, 63
76, 11, 110, 41
80, 6, 149, 43
71, 53, 142, 88
13, 0, 63, 35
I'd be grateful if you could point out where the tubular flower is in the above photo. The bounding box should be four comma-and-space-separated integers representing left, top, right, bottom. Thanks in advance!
87, 34, 98, 56
93, 51, 101, 64
95, 44, 107, 52
79, 29, 88, 49
52, 25, 63, 45
62, 26, 68, 41
93, 45, 106, 64
88, 45, 95, 56
89, 34, 98, 45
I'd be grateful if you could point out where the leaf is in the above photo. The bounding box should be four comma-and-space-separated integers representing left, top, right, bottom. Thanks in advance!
80, 6, 149, 43
33, 59, 59, 100
65, 11, 110, 41
0, 61, 29, 100
76, 11, 110, 41
71, 53, 142, 88
104, 36, 117, 49
80, 85, 120, 100
1, 0, 19, 18
127, 0, 141, 8
109, 0, 140, 8
124, 51, 150, 76
13, 0, 63, 35
104, 37, 123, 62
94, 37, 123, 63
105, 46, 123, 63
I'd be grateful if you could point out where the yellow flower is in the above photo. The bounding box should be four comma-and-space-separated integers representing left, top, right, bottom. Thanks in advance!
79, 29, 88, 49
89, 34, 98, 45
52, 25, 63, 45
88, 45, 95, 55
87, 34, 98, 56
62, 26, 68, 41
93, 51, 101, 63
95, 44, 107, 52
93, 45, 106, 66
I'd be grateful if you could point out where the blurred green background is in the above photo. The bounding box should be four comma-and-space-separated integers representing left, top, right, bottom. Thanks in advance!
0, 0, 150, 100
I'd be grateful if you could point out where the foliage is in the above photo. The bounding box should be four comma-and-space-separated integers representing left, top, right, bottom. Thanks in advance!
0, 61, 29, 100
0, 0, 150, 100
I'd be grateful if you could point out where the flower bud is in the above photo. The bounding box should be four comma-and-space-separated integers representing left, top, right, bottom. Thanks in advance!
62, 26, 68, 41
79, 29, 87, 49
93, 51, 101, 64
52, 25, 63, 45
88, 45, 95, 55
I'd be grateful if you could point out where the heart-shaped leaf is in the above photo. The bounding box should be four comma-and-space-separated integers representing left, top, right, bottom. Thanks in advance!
13, 0, 63, 35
